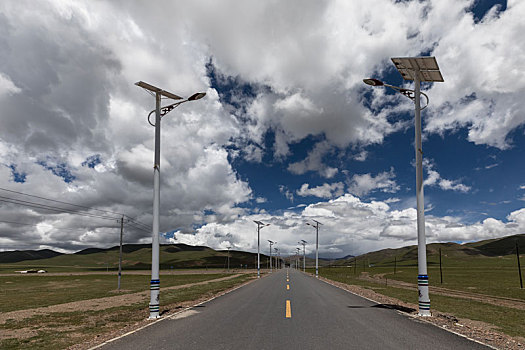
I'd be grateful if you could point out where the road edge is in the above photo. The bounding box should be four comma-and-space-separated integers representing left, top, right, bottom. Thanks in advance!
307, 272, 499, 350
87, 274, 264, 350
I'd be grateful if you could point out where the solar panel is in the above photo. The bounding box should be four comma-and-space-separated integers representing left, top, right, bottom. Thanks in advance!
135, 81, 183, 100
391, 57, 444, 82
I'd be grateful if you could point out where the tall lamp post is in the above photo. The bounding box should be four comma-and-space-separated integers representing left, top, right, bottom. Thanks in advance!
268, 240, 275, 272
254, 221, 270, 278
299, 240, 307, 272
295, 247, 301, 271
135, 81, 206, 319
363, 56, 443, 317
307, 220, 322, 278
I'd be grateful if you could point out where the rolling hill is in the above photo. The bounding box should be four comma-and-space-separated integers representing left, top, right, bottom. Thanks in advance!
0, 243, 270, 271
1, 234, 523, 271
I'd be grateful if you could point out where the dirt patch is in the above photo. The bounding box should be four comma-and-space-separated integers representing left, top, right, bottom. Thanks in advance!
317, 274, 525, 350
0, 274, 244, 325
68, 275, 259, 350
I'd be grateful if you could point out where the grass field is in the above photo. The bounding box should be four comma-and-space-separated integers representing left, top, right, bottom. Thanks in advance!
0, 271, 256, 349
0, 272, 231, 312
314, 262, 525, 337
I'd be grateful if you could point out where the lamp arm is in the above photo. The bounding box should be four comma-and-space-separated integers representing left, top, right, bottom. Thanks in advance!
383, 83, 430, 110
147, 100, 188, 127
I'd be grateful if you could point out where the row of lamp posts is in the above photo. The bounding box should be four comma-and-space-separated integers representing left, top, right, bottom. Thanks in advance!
137, 56, 443, 319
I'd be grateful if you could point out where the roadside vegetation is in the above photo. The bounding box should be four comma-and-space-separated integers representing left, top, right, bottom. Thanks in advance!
313, 253, 525, 338
0, 272, 255, 350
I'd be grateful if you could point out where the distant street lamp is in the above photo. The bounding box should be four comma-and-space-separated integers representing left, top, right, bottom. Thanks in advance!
295, 247, 301, 270
307, 220, 322, 278
274, 247, 279, 269
254, 221, 270, 278
363, 57, 443, 317
299, 240, 307, 272
268, 240, 275, 272
135, 81, 206, 319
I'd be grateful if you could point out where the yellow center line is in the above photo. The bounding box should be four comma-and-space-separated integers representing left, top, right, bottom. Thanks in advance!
285, 300, 291, 318
287, 284, 290, 290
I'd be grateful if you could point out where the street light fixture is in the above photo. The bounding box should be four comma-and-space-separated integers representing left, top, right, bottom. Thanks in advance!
268, 240, 275, 272
299, 240, 307, 272
254, 221, 270, 278
306, 220, 323, 278
363, 56, 443, 317
135, 81, 206, 320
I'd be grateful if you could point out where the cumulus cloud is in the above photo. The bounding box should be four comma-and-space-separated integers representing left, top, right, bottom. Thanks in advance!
424, 160, 471, 192
296, 182, 345, 199
173, 195, 525, 258
287, 141, 338, 178
1, 0, 524, 254
346, 168, 399, 197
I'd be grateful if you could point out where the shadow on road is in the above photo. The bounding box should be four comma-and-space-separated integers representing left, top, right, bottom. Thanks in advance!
347, 304, 416, 314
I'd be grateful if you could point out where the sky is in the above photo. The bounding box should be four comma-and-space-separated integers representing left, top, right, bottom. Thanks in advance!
1, 0, 524, 258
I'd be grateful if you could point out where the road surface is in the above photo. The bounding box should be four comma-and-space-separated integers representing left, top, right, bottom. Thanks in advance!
99, 268, 490, 349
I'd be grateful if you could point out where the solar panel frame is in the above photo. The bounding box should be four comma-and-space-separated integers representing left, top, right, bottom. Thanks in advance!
391, 57, 444, 82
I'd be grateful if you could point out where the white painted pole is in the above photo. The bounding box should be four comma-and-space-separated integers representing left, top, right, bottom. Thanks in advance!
269, 241, 273, 272
414, 73, 431, 316
315, 223, 319, 278
149, 92, 161, 319
257, 225, 260, 278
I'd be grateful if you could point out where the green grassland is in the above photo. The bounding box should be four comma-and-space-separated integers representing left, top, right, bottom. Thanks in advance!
1, 274, 254, 350
313, 242, 525, 338
0, 273, 231, 312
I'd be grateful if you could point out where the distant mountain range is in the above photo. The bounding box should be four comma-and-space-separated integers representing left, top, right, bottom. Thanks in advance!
1, 234, 523, 269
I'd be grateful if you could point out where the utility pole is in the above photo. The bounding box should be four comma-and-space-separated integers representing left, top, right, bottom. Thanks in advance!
439, 248, 443, 284
227, 246, 231, 272
517, 241, 523, 289
118, 216, 124, 291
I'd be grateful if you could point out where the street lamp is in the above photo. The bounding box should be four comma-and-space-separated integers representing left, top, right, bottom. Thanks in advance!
306, 220, 323, 278
363, 56, 443, 317
254, 221, 270, 278
274, 247, 279, 269
299, 240, 307, 272
135, 81, 206, 319
295, 247, 301, 270
268, 240, 275, 272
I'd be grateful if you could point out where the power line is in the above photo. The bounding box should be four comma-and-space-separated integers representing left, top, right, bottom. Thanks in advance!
0, 187, 152, 229
0, 187, 125, 218
0, 196, 119, 221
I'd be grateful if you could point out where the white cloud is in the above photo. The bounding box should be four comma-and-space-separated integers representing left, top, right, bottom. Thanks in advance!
423, 0, 525, 149
296, 182, 345, 199
346, 168, 399, 197
423, 160, 471, 193
287, 141, 338, 178
0, 73, 21, 96
1, 0, 523, 254
176, 195, 525, 257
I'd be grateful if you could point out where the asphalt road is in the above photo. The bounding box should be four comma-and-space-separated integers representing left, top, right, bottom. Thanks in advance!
99, 268, 490, 350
